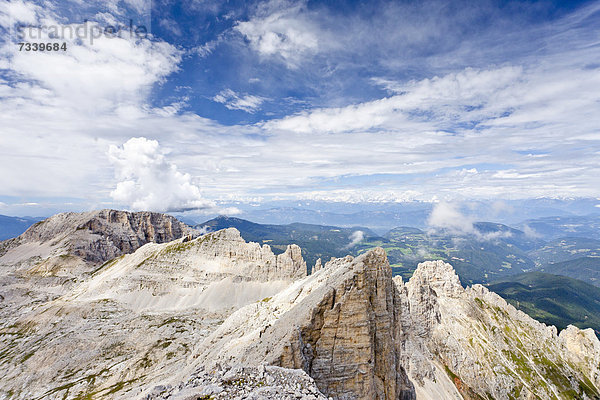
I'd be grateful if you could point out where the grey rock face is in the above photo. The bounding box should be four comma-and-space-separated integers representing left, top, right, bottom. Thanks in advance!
397, 260, 600, 400
1, 209, 195, 266
194, 249, 415, 400
0, 226, 309, 400
193, 254, 600, 400
279, 248, 415, 400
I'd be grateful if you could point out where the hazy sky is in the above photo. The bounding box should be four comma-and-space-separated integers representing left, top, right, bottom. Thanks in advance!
0, 0, 599, 216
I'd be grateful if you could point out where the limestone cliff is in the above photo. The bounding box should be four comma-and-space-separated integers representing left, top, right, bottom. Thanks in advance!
0, 209, 195, 269
188, 254, 600, 400
192, 249, 415, 399
398, 259, 600, 400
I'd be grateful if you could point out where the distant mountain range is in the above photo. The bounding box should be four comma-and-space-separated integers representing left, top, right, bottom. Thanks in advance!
4, 211, 599, 286
197, 215, 600, 285
541, 257, 600, 286
0, 215, 44, 240
516, 215, 600, 240
225, 198, 600, 232
356, 223, 541, 285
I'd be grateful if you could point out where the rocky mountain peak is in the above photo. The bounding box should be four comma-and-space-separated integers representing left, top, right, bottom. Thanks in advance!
276, 243, 307, 280
206, 227, 246, 242
0, 209, 195, 268
192, 247, 415, 400
408, 259, 464, 298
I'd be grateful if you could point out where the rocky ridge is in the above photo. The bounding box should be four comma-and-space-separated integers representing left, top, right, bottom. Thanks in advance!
397, 260, 600, 399
0, 227, 308, 400
0, 209, 195, 269
176, 257, 600, 400
0, 210, 198, 346
190, 249, 415, 399
1, 211, 600, 400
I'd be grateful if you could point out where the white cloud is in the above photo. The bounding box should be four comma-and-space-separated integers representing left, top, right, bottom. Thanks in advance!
491, 200, 514, 216
108, 137, 216, 212
6, 24, 181, 111
0, 0, 39, 26
343, 230, 364, 249
212, 89, 266, 113
427, 203, 476, 236
0, 4, 183, 201
427, 203, 515, 241
267, 66, 524, 134
369, 77, 406, 94
521, 224, 542, 239
234, 0, 319, 68
1, 0, 600, 216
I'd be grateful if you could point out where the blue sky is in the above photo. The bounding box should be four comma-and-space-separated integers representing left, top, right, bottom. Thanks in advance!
0, 0, 599, 216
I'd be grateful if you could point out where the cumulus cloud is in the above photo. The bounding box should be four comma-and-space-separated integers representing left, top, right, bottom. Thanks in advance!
108, 137, 216, 213
343, 230, 364, 249
212, 89, 266, 113
0, 1, 183, 203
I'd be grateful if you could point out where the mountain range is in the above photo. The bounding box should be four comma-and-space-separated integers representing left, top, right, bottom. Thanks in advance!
197, 215, 600, 339
1, 210, 600, 399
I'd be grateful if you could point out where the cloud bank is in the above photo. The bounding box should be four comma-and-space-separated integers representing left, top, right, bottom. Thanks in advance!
0, 0, 599, 216
427, 203, 477, 236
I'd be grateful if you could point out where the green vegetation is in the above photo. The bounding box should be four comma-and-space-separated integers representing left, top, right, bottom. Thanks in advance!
443, 365, 487, 400
517, 215, 600, 241
355, 224, 537, 285
530, 237, 600, 266
90, 254, 125, 275
489, 272, 600, 337
541, 257, 600, 287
